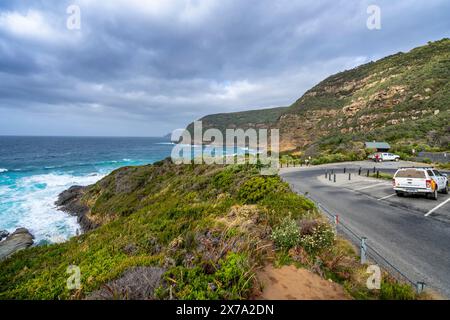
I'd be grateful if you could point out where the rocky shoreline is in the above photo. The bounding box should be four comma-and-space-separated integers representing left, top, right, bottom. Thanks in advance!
0, 185, 96, 261
55, 185, 99, 232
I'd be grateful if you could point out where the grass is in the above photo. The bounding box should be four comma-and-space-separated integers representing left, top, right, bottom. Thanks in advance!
0, 159, 423, 300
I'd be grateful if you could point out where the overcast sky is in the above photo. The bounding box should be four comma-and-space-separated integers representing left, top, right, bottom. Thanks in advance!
0, 0, 449, 136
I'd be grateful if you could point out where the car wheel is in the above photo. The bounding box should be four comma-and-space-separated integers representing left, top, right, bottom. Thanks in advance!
429, 189, 438, 200
443, 184, 449, 195
395, 158, 399, 162
396, 191, 404, 197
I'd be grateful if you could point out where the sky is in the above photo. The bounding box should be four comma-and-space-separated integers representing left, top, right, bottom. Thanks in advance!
0, 0, 449, 137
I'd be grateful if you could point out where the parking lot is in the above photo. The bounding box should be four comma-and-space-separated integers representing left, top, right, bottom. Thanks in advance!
281, 161, 450, 297
318, 173, 450, 223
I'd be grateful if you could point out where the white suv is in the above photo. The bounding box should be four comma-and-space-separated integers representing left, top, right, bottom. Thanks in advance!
369, 152, 400, 162
393, 167, 449, 200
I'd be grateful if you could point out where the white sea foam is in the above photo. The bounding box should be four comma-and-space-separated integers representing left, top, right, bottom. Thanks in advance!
1, 172, 106, 243
0, 168, 8, 173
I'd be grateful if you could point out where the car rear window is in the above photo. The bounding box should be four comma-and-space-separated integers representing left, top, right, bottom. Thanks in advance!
395, 170, 426, 178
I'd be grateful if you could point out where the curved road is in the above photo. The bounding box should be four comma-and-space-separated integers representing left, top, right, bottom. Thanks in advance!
280, 161, 450, 298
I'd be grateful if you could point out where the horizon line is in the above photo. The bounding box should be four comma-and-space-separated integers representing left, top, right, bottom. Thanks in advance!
0, 134, 171, 139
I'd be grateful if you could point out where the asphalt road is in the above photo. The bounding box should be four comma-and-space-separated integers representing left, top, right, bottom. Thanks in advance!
280, 161, 450, 298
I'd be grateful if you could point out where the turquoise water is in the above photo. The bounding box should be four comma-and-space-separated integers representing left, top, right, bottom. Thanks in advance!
0, 136, 254, 244
0, 136, 175, 244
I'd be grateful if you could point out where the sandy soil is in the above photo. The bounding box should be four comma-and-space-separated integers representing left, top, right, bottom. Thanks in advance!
255, 265, 350, 300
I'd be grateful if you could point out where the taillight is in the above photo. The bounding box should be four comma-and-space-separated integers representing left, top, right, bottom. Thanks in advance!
392, 178, 396, 187
426, 180, 432, 189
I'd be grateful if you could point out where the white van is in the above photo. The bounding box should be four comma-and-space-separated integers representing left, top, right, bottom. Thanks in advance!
393, 167, 448, 200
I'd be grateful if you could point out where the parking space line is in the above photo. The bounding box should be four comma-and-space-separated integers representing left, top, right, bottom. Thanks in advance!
355, 182, 390, 191
378, 193, 397, 201
425, 198, 450, 217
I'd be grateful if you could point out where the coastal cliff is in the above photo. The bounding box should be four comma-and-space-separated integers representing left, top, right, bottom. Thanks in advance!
186, 39, 450, 156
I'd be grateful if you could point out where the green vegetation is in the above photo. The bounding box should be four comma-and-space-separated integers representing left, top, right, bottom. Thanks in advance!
298, 221, 335, 255
0, 159, 421, 300
185, 39, 450, 162
271, 217, 301, 249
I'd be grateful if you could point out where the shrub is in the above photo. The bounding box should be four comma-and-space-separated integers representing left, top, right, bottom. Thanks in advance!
238, 176, 283, 204
164, 252, 254, 300
379, 279, 416, 300
298, 220, 335, 254
271, 217, 300, 249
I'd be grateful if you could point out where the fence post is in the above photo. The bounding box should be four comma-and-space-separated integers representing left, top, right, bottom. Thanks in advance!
344, 168, 346, 174
333, 173, 336, 183
373, 166, 376, 173
334, 215, 339, 233
325, 171, 328, 179
360, 237, 367, 264
376, 170, 379, 178
359, 167, 361, 175
349, 173, 351, 181
416, 282, 426, 294
367, 169, 370, 177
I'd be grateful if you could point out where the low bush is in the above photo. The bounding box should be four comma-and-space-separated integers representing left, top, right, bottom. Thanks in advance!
271, 217, 300, 249
379, 279, 416, 300
238, 176, 284, 204
298, 220, 335, 255
163, 252, 254, 300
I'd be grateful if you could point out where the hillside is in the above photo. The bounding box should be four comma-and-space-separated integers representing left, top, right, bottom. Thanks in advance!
0, 159, 419, 299
186, 39, 450, 158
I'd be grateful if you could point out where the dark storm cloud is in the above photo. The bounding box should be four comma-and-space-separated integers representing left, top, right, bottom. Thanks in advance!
0, 0, 449, 136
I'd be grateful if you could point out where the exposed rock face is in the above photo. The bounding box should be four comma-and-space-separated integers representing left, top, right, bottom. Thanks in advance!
184, 39, 450, 153
0, 228, 34, 261
55, 185, 98, 232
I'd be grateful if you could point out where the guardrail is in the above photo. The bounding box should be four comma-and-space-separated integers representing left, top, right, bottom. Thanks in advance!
288, 170, 427, 294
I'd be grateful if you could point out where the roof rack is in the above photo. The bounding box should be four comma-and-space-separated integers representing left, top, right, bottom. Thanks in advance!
399, 166, 434, 169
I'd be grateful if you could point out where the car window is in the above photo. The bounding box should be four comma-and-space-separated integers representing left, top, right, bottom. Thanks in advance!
427, 170, 434, 177
434, 170, 442, 176
395, 170, 426, 178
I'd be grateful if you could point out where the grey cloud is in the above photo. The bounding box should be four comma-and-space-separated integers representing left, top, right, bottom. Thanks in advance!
0, 0, 449, 136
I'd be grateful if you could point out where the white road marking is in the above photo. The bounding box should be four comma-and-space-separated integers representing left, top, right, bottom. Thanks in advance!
425, 197, 450, 217
378, 193, 397, 201
355, 182, 390, 191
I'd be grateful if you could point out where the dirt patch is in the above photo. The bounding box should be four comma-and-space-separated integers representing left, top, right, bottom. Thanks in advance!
254, 265, 350, 300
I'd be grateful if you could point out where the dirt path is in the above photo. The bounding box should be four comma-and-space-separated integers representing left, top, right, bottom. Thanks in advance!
255, 265, 350, 300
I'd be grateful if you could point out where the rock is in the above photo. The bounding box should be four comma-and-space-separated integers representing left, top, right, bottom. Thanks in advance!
55, 186, 96, 232
0, 230, 9, 241
0, 228, 34, 261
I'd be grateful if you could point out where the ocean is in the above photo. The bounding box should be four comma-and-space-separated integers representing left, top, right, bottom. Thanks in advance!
0, 136, 175, 244
0, 136, 254, 245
